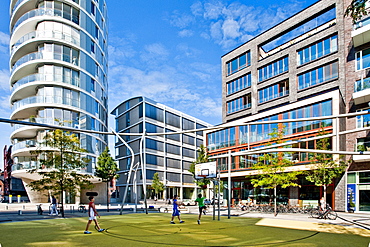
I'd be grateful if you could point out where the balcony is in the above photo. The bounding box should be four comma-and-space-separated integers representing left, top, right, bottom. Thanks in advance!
11, 30, 80, 55
353, 140, 370, 162
352, 16, 370, 47
353, 77, 370, 104
12, 8, 79, 33
12, 95, 80, 113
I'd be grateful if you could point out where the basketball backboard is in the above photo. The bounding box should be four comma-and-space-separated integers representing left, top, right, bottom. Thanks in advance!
195, 161, 217, 179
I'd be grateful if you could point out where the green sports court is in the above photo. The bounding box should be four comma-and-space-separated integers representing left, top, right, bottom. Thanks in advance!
0, 213, 369, 246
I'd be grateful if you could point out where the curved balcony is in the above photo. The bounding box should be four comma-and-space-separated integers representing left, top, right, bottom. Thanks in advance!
11, 0, 27, 13
12, 73, 79, 90
11, 51, 79, 74
12, 8, 79, 33
12, 95, 80, 112
12, 160, 40, 171
11, 30, 80, 55
13, 117, 78, 130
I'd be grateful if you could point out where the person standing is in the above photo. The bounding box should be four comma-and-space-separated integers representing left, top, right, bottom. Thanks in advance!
195, 194, 207, 224
84, 196, 105, 234
170, 195, 184, 224
50, 196, 58, 216
320, 197, 326, 211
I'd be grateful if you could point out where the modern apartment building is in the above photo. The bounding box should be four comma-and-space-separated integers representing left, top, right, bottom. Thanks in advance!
344, 1, 370, 212
205, 0, 368, 212
111, 97, 211, 203
9, 0, 109, 203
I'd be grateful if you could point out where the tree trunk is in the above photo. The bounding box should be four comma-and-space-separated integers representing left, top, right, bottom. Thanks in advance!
274, 187, 277, 217
60, 190, 64, 218
323, 184, 327, 205
107, 181, 109, 212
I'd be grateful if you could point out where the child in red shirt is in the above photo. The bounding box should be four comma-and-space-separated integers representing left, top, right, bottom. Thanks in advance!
84, 196, 105, 234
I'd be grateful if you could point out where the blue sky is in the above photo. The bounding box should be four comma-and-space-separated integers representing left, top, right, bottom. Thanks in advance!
0, 0, 318, 169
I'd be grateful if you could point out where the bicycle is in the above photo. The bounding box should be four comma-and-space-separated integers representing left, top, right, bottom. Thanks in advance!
310, 204, 337, 220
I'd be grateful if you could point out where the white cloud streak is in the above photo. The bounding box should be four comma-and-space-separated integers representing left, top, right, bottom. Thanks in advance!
169, 0, 306, 49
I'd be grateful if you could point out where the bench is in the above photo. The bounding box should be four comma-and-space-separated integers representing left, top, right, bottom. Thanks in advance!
159, 206, 189, 213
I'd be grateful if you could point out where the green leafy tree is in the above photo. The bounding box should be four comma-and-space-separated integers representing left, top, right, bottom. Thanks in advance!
95, 147, 119, 212
305, 128, 347, 204
189, 145, 211, 195
151, 172, 164, 200
250, 127, 302, 216
345, 0, 368, 23
28, 128, 93, 217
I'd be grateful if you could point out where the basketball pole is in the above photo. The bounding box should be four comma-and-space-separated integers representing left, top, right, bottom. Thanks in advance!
218, 168, 221, 221
228, 150, 231, 219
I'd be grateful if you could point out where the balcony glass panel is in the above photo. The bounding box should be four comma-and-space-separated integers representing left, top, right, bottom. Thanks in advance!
355, 77, 370, 92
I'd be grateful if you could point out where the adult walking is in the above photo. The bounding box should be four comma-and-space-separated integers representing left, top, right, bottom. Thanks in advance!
50, 196, 58, 216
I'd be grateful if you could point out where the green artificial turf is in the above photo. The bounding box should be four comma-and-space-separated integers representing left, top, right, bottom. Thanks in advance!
0, 213, 368, 247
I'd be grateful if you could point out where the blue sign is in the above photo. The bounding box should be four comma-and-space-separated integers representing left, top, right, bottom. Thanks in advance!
347, 184, 356, 212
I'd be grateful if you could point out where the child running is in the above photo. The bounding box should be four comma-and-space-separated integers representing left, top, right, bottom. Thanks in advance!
84, 196, 105, 234
195, 194, 207, 224
170, 195, 184, 224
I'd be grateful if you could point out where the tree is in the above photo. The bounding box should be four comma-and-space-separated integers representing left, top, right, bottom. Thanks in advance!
250, 127, 302, 216
28, 128, 93, 217
189, 145, 211, 195
95, 147, 119, 212
345, 0, 368, 24
151, 172, 164, 201
305, 128, 347, 205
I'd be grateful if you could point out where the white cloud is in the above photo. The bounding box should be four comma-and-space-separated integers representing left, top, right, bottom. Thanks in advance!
178, 29, 194, 37
167, 10, 194, 29
170, 0, 309, 50
0, 69, 10, 91
0, 31, 9, 46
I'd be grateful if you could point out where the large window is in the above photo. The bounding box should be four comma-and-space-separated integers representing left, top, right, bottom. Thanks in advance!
258, 56, 288, 82
207, 127, 236, 151
165, 112, 180, 128
298, 61, 338, 90
227, 73, 252, 95
226, 51, 251, 76
146, 138, 164, 152
145, 104, 164, 122
166, 143, 180, 155
356, 48, 370, 70
182, 147, 195, 158
297, 35, 338, 65
146, 154, 164, 166
258, 80, 289, 104
227, 94, 251, 114
182, 118, 194, 130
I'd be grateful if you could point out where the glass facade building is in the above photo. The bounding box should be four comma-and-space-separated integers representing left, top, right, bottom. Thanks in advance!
9, 0, 108, 203
212, 0, 357, 211
111, 97, 211, 202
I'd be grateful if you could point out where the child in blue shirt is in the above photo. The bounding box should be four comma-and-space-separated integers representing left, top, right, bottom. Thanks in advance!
170, 195, 184, 224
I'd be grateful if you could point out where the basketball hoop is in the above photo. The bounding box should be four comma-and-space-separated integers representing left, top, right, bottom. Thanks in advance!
197, 174, 207, 179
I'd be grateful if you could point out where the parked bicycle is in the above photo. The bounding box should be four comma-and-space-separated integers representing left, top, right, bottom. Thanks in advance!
310, 204, 337, 220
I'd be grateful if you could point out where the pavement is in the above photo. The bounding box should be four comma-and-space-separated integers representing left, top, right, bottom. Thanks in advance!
1, 201, 370, 236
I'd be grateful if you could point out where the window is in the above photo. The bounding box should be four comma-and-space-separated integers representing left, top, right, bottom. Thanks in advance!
166, 129, 180, 142
227, 94, 251, 114
182, 147, 195, 158
91, 40, 95, 54
145, 104, 164, 122
182, 118, 194, 130
182, 134, 195, 145
166, 143, 180, 155
297, 35, 338, 65
167, 158, 181, 168
91, 1, 95, 15
226, 51, 251, 76
146, 139, 164, 152
207, 127, 236, 151
356, 48, 370, 70
227, 73, 252, 95
258, 56, 288, 82
258, 80, 289, 104
298, 61, 338, 90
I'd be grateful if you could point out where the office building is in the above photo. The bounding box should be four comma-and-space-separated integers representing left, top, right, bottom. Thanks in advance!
205, 0, 364, 211
9, 0, 109, 203
111, 96, 211, 202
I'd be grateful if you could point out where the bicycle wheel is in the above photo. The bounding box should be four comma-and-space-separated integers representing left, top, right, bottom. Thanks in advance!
327, 211, 337, 220
310, 210, 320, 218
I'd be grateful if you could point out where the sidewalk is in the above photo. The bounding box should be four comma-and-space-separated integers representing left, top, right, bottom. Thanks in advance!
1, 202, 370, 232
